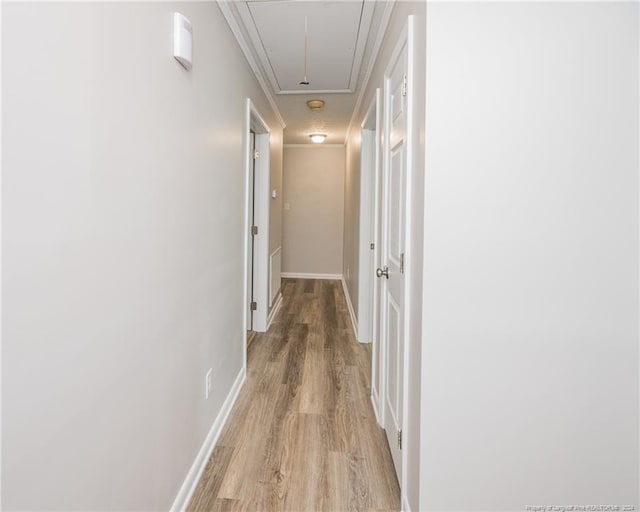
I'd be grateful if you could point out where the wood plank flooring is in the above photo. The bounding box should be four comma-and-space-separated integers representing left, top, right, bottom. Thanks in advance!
188, 279, 400, 512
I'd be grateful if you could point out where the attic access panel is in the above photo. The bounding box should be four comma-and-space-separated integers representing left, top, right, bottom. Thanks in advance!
246, 1, 366, 93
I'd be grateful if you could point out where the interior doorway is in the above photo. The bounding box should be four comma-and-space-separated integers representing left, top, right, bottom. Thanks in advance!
247, 130, 257, 345
243, 100, 271, 367
359, 89, 383, 420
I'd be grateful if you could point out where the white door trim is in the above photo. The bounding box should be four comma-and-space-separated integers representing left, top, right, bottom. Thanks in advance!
360, 89, 383, 423
357, 97, 375, 344
246, 131, 256, 332
399, 16, 415, 505
243, 99, 271, 371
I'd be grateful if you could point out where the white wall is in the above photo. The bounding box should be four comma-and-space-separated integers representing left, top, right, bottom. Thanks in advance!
2, 2, 282, 509
342, 2, 426, 508
420, 2, 639, 510
282, 146, 345, 276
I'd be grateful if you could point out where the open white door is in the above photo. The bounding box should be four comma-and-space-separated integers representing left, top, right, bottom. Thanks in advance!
379, 16, 414, 487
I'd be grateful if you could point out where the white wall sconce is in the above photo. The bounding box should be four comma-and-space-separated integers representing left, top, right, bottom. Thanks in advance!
309, 133, 327, 144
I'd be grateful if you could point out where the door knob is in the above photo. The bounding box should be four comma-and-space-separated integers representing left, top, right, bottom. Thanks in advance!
376, 266, 389, 279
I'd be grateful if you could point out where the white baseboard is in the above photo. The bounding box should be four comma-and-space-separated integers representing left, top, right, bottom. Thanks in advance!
267, 292, 283, 329
370, 391, 381, 426
170, 368, 246, 511
402, 493, 411, 512
269, 246, 282, 307
340, 277, 358, 340
281, 272, 342, 280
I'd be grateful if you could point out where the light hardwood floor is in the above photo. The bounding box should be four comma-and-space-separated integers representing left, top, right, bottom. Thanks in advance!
188, 278, 400, 512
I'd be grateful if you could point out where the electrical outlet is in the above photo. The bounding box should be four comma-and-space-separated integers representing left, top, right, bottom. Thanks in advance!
205, 368, 213, 400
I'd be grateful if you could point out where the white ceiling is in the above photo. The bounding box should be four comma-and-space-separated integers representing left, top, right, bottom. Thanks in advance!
246, 1, 366, 93
220, 0, 393, 144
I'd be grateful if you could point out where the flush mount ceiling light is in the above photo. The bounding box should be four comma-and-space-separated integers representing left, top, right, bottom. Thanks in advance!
309, 133, 327, 144
306, 99, 325, 111
299, 16, 310, 85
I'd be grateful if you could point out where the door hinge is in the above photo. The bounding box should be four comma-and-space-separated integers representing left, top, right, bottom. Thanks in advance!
253, 150, 260, 160
402, 74, 408, 97
400, 253, 405, 274
370, 243, 375, 250
250, 301, 257, 311
398, 429, 403, 450
251, 225, 258, 235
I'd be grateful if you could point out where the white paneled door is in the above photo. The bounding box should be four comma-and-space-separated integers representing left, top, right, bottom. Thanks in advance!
380, 17, 413, 487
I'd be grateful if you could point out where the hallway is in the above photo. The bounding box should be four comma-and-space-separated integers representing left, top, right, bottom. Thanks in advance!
188, 279, 400, 511
3, 1, 638, 510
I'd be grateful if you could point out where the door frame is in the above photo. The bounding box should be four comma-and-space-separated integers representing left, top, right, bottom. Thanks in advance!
378, 15, 415, 503
247, 131, 256, 332
243, 99, 271, 369
359, 89, 383, 423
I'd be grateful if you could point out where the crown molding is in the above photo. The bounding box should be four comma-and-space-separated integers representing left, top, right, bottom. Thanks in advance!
348, 0, 375, 92
344, 0, 396, 143
217, 0, 286, 129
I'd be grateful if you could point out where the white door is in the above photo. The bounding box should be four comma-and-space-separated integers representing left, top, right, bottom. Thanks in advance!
379, 17, 413, 485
